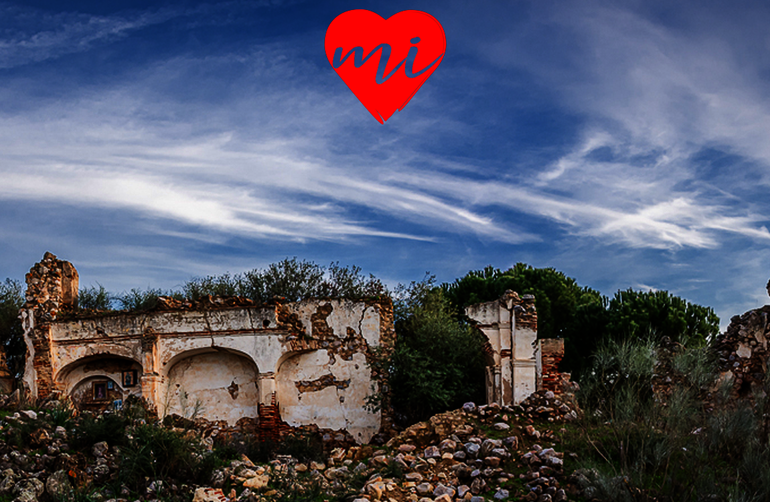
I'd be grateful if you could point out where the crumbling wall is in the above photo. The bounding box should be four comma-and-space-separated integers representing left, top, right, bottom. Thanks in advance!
466, 291, 538, 406
713, 305, 770, 397
165, 350, 259, 423
19, 252, 79, 399
0, 347, 13, 394
536, 338, 565, 393
21, 253, 392, 444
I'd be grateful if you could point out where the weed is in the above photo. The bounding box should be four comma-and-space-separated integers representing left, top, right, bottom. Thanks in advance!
381, 460, 404, 479
46, 403, 75, 428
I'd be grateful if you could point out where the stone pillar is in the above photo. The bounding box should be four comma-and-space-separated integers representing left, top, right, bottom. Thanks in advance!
140, 328, 161, 408
141, 375, 164, 408
499, 297, 514, 405
511, 293, 537, 404
21, 252, 79, 400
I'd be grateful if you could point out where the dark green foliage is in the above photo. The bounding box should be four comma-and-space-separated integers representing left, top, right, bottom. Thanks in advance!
382, 460, 405, 479
213, 431, 325, 465
443, 264, 607, 376
443, 264, 602, 339
573, 339, 770, 501
276, 431, 325, 463
116, 288, 184, 311
46, 403, 75, 428
183, 272, 242, 300
392, 273, 436, 323
70, 413, 129, 451
381, 287, 487, 425
3, 416, 47, 448
183, 258, 385, 302
442, 264, 719, 378
119, 424, 214, 491
0, 278, 25, 379
213, 433, 274, 463
578, 338, 658, 421
276, 477, 327, 502
77, 284, 112, 311
607, 289, 719, 347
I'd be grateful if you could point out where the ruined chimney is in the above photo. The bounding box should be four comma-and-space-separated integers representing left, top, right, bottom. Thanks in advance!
21, 252, 79, 399
24, 251, 79, 319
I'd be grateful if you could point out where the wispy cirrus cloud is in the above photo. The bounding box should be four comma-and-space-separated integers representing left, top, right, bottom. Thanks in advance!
2, 0, 770, 327
0, 3, 185, 69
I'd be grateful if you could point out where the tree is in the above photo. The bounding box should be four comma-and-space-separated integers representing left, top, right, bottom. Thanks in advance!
373, 280, 487, 426
0, 279, 25, 379
443, 264, 607, 376
442, 264, 719, 380
183, 258, 385, 302
606, 289, 719, 346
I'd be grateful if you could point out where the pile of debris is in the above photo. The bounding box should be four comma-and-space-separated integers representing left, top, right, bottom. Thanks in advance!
0, 391, 594, 502
193, 400, 582, 502
516, 391, 579, 423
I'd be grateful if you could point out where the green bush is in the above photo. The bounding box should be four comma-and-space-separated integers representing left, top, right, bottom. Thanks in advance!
77, 284, 112, 311
372, 286, 486, 425
213, 433, 275, 464
70, 413, 129, 451
0, 278, 25, 378
119, 424, 214, 491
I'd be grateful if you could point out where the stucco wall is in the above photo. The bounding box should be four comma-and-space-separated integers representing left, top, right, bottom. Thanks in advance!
165, 350, 259, 424
276, 350, 375, 441
21, 254, 393, 444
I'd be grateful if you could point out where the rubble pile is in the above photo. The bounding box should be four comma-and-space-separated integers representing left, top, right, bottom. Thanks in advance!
517, 391, 579, 424
195, 400, 578, 502
0, 389, 596, 502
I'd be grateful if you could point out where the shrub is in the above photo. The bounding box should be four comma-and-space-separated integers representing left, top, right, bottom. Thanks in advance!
574, 340, 770, 500
372, 287, 486, 425
119, 424, 214, 491
77, 284, 112, 311
70, 413, 129, 451
276, 431, 325, 463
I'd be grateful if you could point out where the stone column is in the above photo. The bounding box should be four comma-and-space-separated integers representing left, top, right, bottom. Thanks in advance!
511, 294, 538, 404
140, 328, 161, 409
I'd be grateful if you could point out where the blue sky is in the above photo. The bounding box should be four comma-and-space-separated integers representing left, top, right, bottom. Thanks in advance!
1, 0, 769, 329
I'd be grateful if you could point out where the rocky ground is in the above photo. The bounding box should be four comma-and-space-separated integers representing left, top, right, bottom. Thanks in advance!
0, 390, 597, 502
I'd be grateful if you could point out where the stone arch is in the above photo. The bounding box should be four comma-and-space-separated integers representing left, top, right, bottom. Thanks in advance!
57, 355, 142, 411
55, 342, 142, 377
163, 347, 259, 424
275, 348, 377, 442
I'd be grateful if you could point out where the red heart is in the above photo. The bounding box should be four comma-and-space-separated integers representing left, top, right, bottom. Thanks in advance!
325, 10, 446, 124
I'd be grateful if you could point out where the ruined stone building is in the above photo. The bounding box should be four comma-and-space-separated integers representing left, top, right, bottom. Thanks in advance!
19, 253, 555, 443
465, 292, 563, 405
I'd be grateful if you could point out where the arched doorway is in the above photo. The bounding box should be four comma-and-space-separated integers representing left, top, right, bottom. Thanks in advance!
57, 355, 142, 412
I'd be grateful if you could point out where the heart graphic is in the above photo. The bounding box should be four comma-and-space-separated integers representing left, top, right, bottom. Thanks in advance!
325, 10, 446, 124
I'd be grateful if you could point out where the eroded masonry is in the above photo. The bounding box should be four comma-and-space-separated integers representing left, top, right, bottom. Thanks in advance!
20, 253, 555, 443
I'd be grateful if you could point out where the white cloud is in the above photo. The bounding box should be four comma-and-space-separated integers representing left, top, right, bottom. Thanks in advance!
2, 1, 770, 263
